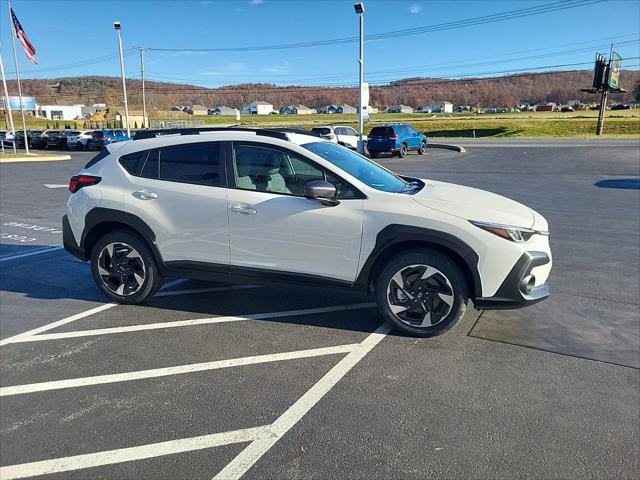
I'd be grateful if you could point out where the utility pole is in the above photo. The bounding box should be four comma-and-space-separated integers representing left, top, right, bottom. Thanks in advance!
139, 48, 147, 129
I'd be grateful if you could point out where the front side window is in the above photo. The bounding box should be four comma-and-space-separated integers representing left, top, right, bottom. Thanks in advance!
233, 143, 358, 198
302, 141, 409, 193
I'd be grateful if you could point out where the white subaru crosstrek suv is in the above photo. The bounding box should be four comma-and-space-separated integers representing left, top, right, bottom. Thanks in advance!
63, 127, 552, 337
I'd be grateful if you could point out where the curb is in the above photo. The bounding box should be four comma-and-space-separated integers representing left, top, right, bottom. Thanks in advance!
0, 154, 72, 163
426, 143, 466, 153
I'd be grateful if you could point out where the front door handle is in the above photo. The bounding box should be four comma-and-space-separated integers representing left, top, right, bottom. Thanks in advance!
132, 190, 158, 200
230, 203, 257, 215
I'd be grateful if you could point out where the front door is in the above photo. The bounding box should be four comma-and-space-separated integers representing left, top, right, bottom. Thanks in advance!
227, 142, 364, 283
122, 141, 229, 266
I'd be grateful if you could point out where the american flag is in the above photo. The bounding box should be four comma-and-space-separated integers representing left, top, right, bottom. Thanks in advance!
10, 8, 37, 64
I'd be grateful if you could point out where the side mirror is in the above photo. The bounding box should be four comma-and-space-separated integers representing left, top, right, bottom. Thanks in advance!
304, 180, 340, 206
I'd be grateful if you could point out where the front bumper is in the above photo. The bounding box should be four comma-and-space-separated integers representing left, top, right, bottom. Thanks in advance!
473, 251, 551, 310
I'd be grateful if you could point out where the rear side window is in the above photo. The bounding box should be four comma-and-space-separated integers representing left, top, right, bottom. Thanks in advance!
84, 149, 110, 169
130, 143, 223, 186
311, 127, 331, 135
119, 150, 149, 175
370, 127, 392, 137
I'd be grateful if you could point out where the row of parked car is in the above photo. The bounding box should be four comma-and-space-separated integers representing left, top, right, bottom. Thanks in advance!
0, 129, 129, 150
2, 123, 428, 159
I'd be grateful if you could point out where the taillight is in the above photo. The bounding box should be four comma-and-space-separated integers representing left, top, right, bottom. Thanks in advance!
69, 175, 101, 193
389, 134, 399, 140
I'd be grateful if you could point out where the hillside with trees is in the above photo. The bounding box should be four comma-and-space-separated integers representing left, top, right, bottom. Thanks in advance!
7, 70, 640, 111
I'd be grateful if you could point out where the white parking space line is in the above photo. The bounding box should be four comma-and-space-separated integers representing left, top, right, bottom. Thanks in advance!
0, 425, 267, 480
0, 303, 118, 347
213, 323, 391, 480
14, 303, 376, 343
0, 246, 63, 263
0, 344, 358, 397
0, 279, 198, 346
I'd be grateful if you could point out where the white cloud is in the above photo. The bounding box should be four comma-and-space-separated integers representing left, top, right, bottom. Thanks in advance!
200, 1, 213, 5
409, 4, 422, 14
261, 60, 290, 75
249, 0, 264, 5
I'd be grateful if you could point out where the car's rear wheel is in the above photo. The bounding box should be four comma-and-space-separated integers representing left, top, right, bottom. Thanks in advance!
398, 143, 408, 158
375, 249, 468, 337
90, 230, 164, 304
369, 151, 379, 158
418, 141, 427, 155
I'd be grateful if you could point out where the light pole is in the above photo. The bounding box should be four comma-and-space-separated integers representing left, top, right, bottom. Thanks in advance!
114, 21, 130, 137
354, 3, 365, 154
139, 48, 147, 129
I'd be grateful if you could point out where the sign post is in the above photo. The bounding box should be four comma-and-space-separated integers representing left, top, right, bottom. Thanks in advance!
580, 49, 626, 136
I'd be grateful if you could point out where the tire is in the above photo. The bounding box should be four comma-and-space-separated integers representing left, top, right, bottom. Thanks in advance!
375, 249, 468, 337
90, 230, 164, 305
369, 151, 379, 158
418, 141, 427, 155
398, 143, 408, 158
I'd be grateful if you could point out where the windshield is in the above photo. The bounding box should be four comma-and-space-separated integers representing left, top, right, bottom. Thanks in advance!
302, 141, 412, 193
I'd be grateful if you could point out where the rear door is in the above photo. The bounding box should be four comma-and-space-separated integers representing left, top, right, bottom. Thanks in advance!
122, 141, 229, 266
406, 125, 421, 149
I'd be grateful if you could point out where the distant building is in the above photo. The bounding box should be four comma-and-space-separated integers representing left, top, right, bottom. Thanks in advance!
242, 101, 274, 115
535, 103, 557, 112
81, 106, 97, 118
171, 105, 186, 112
115, 110, 149, 128
281, 104, 314, 115
209, 106, 238, 116
431, 102, 453, 113
187, 105, 209, 115
386, 105, 413, 114
37, 104, 84, 121
337, 104, 357, 114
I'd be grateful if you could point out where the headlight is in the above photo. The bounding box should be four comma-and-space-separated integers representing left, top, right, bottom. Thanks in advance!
470, 221, 548, 242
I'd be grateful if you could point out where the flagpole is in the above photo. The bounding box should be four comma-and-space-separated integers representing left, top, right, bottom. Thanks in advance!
8, 0, 29, 154
0, 42, 17, 153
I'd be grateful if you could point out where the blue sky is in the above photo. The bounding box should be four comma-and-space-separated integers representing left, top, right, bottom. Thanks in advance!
1, 0, 639, 87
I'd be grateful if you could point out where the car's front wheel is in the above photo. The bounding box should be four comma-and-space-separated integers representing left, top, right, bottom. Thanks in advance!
90, 230, 164, 304
375, 249, 468, 337
418, 141, 427, 155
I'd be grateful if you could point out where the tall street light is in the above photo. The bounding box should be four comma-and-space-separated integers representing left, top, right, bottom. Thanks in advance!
354, 3, 365, 154
114, 21, 130, 137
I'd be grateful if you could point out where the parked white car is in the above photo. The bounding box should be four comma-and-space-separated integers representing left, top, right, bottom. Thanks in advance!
66, 130, 94, 150
63, 128, 552, 337
311, 126, 366, 149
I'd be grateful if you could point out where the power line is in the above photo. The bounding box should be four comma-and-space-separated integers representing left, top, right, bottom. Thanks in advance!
148, 0, 604, 53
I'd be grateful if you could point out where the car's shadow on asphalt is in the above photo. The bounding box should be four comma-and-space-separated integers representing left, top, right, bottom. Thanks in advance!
1, 244, 386, 335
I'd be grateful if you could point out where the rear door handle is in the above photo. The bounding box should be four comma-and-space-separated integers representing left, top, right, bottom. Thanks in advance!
132, 190, 158, 200
230, 203, 257, 215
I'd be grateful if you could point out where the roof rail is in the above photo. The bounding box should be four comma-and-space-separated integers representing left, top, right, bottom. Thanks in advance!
131, 126, 289, 141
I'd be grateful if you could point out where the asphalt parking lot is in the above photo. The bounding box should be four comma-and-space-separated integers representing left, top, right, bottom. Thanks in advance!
1, 139, 639, 479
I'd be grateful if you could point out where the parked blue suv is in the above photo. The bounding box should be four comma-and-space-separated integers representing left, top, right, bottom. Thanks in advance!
86, 129, 129, 150
367, 124, 427, 158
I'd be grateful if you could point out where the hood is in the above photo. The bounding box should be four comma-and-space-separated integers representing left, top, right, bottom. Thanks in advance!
411, 179, 535, 229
